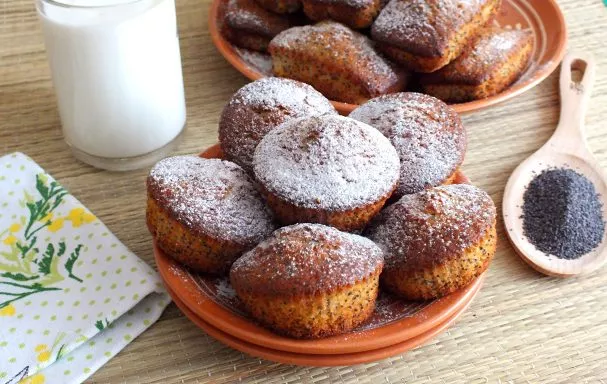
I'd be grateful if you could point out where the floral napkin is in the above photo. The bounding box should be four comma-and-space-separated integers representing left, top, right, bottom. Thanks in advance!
0, 153, 170, 384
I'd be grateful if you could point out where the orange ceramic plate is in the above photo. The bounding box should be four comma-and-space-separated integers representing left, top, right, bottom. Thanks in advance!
166, 277, 482, 367
154, 144, 485, 355
208, 0, 567, 114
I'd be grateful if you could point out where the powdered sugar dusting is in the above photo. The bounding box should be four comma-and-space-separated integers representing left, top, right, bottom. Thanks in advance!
225, 0, 290, 37
371, 0, 486, 56
366, 184, 496, 269
219, 77, 336, 172
350, 92, 466, 197
148, 156, 275, 244
425, 28, 534, 85
253, 115, 400, 210
234, 47, 273, 75
231, 223, 384, 296
270, 21, 405, 97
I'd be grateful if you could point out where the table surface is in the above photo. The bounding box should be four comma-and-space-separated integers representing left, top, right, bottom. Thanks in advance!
2, 0, 607, 382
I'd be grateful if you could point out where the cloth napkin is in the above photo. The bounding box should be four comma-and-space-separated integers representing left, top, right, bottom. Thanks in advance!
0, 153, 170, 384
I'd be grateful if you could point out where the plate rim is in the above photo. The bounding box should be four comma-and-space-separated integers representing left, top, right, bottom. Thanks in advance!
166, 279, 483, 367
207, 0, 568, 114
153, 143, 486, 356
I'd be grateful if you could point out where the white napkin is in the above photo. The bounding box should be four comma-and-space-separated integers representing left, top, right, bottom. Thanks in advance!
0, 153, 170, 384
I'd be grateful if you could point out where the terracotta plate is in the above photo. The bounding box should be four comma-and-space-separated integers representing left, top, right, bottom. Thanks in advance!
166, 276, 483, 367
154, 144, 485, 355
208, 0, 567, 114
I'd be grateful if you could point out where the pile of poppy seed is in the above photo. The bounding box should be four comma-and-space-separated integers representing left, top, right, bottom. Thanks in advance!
522, 167, 605, 260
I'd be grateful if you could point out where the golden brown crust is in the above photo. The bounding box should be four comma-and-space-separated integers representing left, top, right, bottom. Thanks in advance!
254, 0, 301, 13
302, 0, 381, 29
147, 198, 248, 274
223, 0, 291, 51
230, 223, 383, 338
235, 274, 380, 338
371, 0, 501, 72
261, 183, 396, 232
146, 156, 275, 274
366, 184, 497, 300
269, 21, 407, 104
420, 28, 534, 102
382, 222, 496, 300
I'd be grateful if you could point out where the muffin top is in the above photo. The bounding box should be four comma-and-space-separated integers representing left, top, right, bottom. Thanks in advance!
366, 184, 496, 270
219, 77, 336, 173
349, 92, 466, 197
230, 223, 384, 296
253, 114, 400, 210
225, 0, 291, 38
147, 156, 275, 244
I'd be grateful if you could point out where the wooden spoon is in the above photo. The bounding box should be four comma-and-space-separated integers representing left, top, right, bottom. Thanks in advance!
503, 51, 607, 277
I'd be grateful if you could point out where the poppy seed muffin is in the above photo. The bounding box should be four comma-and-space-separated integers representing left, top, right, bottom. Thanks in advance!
253, 114, 400, 232
222, 0, 293, 52
268, 21, 407, 104
349, 92, 467, 198
230, 223, 384, 338
254, 0, 301, 13
302, 0, 382, 29
371, 0, 502, 72
147, 156, 275, 275
420, 27, 534, 102
219, 77, 337, 174
366, 184, 496, 300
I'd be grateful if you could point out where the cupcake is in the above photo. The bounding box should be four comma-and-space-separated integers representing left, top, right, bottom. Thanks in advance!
147, 156, 275, 274
366, 184, 497, 300
253, 114, 400, 232
350, 92, 466, 198
219, 77, 337, 174
230, 223, 384, 338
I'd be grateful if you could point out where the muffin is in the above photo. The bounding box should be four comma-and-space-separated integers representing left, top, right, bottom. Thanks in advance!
219, 77, 337, 173
366, 184, 497, 300
302, 0, 381, 29
254, 0, 301, 13
222, 0, 292, 52
147, 156, 275, 274
371, 0, 502, 73
349, 92, 467, 198
420, 27, 534, 102
230, 223, 384, 338
268, 21, 407, 104
253, 114, 400, 232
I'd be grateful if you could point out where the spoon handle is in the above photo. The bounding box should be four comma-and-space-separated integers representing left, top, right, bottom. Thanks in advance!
551, 51, 596, 152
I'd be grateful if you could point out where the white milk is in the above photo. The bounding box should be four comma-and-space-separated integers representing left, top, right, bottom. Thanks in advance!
38, 0, 186, 161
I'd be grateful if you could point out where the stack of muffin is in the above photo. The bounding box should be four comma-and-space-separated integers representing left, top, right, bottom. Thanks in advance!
221, 0, 534, 104
147, 78, 497, 339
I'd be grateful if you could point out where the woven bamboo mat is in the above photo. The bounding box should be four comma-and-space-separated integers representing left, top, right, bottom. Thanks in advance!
2, 0, 607, 382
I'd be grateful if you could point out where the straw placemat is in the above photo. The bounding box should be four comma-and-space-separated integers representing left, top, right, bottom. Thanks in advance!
2, 0, 607, 382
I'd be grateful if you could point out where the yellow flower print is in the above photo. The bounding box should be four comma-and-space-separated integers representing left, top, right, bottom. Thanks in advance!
39, 212, 53, 223
47, 218, 64, 233
66, 208, 96, 228
35, 344, 51, 363
9, 223, 21, 232
19, 373, 45, 384
3, 235, 17, 245
37, 351, 51, 362
0, 304, 16, 316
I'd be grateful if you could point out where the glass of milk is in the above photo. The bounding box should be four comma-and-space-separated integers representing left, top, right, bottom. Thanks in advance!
37, 0, 187, 171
